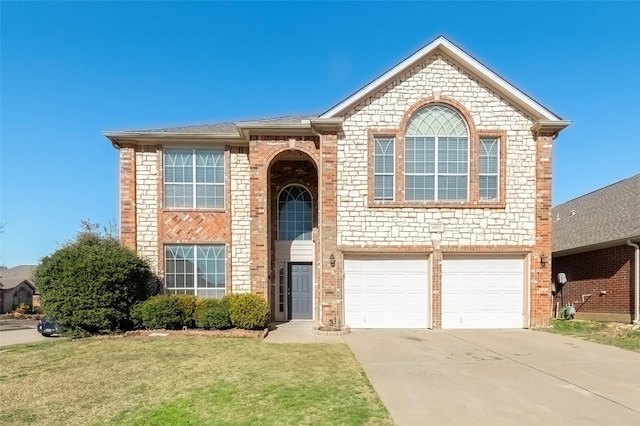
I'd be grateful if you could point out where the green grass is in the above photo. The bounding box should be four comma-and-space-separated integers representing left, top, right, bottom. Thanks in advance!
545, 319, 640, 352
0, 336, 392, 426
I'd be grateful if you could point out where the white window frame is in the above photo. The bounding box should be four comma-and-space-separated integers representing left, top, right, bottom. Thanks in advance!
404, 105, 470, 202
277, 184, 313, 241
165, 244, 226, 299
164, 148, 225, 209
373, 137, 395, 201
479, 137, 500, 201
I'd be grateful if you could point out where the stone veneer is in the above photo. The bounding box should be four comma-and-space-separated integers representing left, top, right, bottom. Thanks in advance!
135, 147, 160, 272
230, 148, 252, 293
337, 54, 537, 248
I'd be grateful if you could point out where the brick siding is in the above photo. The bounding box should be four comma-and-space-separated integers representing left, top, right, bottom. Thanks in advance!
553, 245, 635, 317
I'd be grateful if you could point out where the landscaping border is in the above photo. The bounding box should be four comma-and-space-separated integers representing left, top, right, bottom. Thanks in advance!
124, 327, 269, 339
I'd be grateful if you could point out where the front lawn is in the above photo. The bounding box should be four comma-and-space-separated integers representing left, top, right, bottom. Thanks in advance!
545, 319, 640, 352
0, 336, 392, 425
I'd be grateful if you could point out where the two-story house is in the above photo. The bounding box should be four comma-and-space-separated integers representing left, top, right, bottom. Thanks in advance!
104, 37, 569, 329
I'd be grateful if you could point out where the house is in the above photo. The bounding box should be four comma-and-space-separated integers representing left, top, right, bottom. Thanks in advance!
0, 265, 38, 314
104, 36, 570, 329
552, 174, 640, 323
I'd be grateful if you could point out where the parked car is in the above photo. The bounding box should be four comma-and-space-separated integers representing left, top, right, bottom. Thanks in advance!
37, 318, 59, 337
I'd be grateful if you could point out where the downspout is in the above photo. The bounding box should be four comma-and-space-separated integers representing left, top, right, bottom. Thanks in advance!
627, 240, 640, 324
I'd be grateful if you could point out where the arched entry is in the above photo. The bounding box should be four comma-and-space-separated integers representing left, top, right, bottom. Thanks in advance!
268, 151, 318, 321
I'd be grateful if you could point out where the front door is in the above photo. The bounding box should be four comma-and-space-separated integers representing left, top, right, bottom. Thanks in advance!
288, 262, 312, 320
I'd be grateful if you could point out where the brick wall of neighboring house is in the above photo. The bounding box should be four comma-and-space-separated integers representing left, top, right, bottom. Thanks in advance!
553, 245, 635, 323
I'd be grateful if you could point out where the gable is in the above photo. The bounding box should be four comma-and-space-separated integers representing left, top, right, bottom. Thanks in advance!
321, 36, 566, 125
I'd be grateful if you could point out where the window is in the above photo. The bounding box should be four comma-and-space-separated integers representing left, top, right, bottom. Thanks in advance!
164, 149, 224, 209
13, 287, 32, 308
374, 137, 395, 201
405, 105, 468, 201
278, 185, 312, 241
479, 138, 499, 200
165, 245, 226, 299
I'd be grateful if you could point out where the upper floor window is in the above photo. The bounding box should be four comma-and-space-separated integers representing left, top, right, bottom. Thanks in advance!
405, 105, 469, 201
374, 137, 395, 201
479, 137, 499, 200
278, 185, 312, 241
164, 149, 224, 209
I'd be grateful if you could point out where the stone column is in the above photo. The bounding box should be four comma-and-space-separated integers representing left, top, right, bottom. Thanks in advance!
431, 235, 443, 328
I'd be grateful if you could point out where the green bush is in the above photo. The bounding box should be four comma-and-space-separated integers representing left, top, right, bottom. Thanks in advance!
131, 295, 184, 330
176, 295, 197, 328
35, 224, 153, 337
227, 293, 270, 330
195, 298, 231, 330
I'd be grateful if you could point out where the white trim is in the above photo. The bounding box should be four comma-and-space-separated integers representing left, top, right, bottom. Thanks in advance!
320, 36, 564, 122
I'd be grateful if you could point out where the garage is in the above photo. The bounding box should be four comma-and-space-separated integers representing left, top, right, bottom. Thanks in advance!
442, 256, 525, 329
344, 256, 429, 328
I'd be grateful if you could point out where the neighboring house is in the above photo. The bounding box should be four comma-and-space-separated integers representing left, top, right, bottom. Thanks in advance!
0, 265, 38, 314
552, 174, 640, 323
104, 36, 570, 329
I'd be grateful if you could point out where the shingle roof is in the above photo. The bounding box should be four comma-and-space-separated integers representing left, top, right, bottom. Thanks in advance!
0, 265, 37, 291
552, 174, 640, 254
126, 115, 318, 135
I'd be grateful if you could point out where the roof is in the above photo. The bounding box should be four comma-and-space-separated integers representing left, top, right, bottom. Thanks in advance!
126, 115, 318, 135
104, 36, 569, 144
0, 265, 37, 291
552, 174, 640, 255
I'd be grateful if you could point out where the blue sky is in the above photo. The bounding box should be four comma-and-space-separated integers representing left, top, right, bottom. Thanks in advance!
1, 1, 639, 266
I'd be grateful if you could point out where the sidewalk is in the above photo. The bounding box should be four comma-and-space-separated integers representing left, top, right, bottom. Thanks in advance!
263, 321, 346, 343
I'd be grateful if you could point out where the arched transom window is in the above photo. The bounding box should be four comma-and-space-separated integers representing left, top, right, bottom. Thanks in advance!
278, 185, 313, 241
405, 105, 469, 201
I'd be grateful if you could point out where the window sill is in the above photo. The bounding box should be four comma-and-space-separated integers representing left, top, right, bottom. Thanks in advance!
367, 200, 506, 209
162, 208, 228, 213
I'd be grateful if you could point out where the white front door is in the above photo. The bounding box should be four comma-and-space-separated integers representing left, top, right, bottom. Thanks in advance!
344, 256, 429, 328
442, 256, 525, 329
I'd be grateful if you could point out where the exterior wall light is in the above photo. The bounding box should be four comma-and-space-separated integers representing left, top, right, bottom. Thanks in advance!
540, 253, 548, 267
329, 253, 336, 268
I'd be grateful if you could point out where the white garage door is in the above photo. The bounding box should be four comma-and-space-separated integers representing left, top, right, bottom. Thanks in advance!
344, 256, 429, 328
442, 256, 525, 329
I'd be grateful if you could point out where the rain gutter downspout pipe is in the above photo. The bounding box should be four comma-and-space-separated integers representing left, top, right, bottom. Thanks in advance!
627, 240, 640, 324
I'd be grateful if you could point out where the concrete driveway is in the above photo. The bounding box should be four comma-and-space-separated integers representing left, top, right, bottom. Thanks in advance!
344, 329, 640, 426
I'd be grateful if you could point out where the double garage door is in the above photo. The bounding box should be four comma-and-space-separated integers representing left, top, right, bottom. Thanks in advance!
344, 255, 524, 329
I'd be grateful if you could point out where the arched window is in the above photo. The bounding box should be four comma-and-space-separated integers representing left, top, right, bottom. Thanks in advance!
13, 287, 32, 308
405, 105, 469, 201
278, 185, 313, 241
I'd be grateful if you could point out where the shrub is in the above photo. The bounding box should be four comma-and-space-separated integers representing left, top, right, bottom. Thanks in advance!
227, 293, 270, 330
35, 223, 153, 337
14, 303, 32, 315
131, 295, 184, 330
176, 295, 197, 328
195, 298, 231, 330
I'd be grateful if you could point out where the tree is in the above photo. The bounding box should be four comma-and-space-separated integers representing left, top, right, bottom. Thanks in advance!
35, 222, 154, 336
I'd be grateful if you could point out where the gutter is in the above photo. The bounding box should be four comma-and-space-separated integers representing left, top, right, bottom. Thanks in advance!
627, 240, 640, 324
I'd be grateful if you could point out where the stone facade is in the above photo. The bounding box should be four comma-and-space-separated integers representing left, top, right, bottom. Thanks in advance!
230, 147, 252, 293
337, 55, 537, 249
